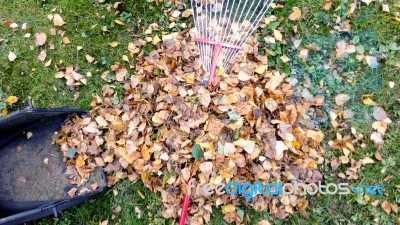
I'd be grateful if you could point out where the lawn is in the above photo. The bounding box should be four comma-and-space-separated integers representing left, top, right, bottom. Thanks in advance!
0, 0, 399, 224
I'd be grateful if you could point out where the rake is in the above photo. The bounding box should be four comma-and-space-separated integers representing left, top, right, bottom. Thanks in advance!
177, 1, 275, 224
190, 0, 275, 87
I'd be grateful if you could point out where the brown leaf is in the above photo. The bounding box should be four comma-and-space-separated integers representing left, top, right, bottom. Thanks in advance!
85, 54, 95, 63
335, 94, 351, 106
289, 7, 302, 21
257, 220, 272, 225
373, 107, 388, 121
374, 151, 383, 161
53, 14, 66, 26
67, 187, 77, 197
34, 32, 47, 46
382, 200, 391, 214
37, 50, 47, 61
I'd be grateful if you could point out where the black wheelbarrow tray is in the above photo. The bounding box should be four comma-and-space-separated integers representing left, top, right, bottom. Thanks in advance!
0, 108, 107, 225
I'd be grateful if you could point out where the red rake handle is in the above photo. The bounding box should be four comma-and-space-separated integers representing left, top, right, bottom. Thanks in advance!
195, 38, 242, 87
178, 193, 191, 225
208, 43, 223, 87
178, 176, 193, 225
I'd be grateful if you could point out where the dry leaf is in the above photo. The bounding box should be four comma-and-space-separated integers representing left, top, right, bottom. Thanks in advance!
335, 94, 351, 106
382, 201, 391, 214
8, 52, 16, 62
38, 50, 47, 61
53, 14, 66, 26
370, 132, 384, 146
86, 54, 95, 63
182, 9, 193, 18
382, 4, 390, 12
373, 107, 388, 121
68, 187, 77, 197
224, 142, 236, 156
109, 41, 120, 47
114, 20, 124, 26
5, 96, 18, 104
34, 32, 47, 46
257, 220, 272, 225
289, 7, 302, 21
273, 30, 283, 42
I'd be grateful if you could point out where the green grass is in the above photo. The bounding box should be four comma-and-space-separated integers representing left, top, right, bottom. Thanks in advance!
1, 0, 399, 224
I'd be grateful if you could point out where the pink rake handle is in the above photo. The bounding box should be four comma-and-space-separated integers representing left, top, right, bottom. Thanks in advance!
195, 38, 242, 87
178, 176, 193, 225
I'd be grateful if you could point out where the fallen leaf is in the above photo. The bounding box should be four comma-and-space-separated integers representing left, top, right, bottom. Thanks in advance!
8, 52, 17, 61
370, 132, 384, 146
382, 4, 390, 12
192, 144, 204, 161
114, 20, 124, 26
5, 96, 18, 104
62, 36, 70, 44
34, 32, 47, 46
238, 71, 251, 82
273, 30, 283, 42
335, 94, 351, 106
257, 220, 272, 225
45, 59, 52, 67
360, 157, 374, 165
274, 141, 288, 160
37, 50, 47, 61
182, 9, 193, 18
363, 97, 374, 105
224, 142, 236, 156
110, 41, 120, 47
85, 54, 95, 63
361, 0, 372, 5
336, 40, 356, 58
76, 155, 85, 167
365, 56, 379, 68
374, 151, 383, 161
289, 7, 302, 21
53, 14, 66, 26
171, 10, 181, 18
99, 220, 108, 225
221, 204, 235, 214
373, 107, 388, 121
382, 200, 391, 214
68, 187, 77, 197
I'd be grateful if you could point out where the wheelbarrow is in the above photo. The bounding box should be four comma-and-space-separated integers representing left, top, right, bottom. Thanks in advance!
0, 106, 107, 225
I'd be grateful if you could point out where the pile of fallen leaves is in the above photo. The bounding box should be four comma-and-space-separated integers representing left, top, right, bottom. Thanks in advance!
53, 23, 327, 223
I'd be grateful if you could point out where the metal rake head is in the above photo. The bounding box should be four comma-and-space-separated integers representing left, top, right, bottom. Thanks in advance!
190, 0, 275, 86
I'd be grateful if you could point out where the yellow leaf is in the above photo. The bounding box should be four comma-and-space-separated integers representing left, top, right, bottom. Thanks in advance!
289, 7, 302, 21
152, 35, 161, 45
75, 155, 85, 167
1, 108, 8, 116
6, 96, 18, 104
273, 29, 283, 42
307, 161, 316, 169
141, 173, 148, 181
221, 204, 236, 214
363, 97, 374, 105
109, 41, 120, 47
141, 145, 151, 161
216, 68, 225, 76
114, 20, 124, 26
